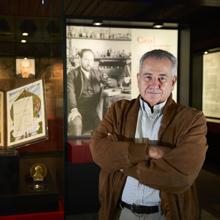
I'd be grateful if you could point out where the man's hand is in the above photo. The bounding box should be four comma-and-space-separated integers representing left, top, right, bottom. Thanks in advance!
68, 108, 82, 123
107, 78, 118, 88
149, 145, 171, 159
68, 108, 82, 136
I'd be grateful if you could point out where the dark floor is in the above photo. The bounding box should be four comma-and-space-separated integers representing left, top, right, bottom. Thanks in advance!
197, 161, 220, 220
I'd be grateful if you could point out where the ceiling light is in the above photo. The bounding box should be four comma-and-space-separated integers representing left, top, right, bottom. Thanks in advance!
21, 39, 27, 43
22, 32, 29, 36
93, 20, 102, 26
204, 51, 208, 55
153, 23, 163, 29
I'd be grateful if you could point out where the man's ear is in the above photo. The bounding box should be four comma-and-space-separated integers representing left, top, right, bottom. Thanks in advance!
137, 73, 140, 81
172, 76, 177, 88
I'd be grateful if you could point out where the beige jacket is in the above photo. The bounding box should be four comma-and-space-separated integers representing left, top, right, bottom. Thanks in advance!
90, 96, 208, 220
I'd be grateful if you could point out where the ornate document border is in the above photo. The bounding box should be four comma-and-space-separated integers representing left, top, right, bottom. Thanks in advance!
6, 80, 47, 147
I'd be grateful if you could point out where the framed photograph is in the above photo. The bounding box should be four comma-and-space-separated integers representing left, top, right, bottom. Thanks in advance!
16, 58, 35, 79
203, 50, 220, 122
66, 24, 178, 138
6, 79, 47, 148
0, 91, 4, 147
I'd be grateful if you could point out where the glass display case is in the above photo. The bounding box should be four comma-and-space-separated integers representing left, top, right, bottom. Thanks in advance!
0, 1, 64, 218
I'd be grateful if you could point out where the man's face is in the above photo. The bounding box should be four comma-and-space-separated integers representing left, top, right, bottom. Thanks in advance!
137, 57, 176, 106
20, 61, 31, 78
80, 51, 94, 72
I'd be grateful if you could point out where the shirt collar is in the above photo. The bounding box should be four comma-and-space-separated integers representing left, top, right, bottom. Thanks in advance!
80, 67, 90, 79
139, 98, 166, 117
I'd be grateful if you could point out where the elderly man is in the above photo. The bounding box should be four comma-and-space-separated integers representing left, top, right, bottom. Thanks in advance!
90, 49, 208, 220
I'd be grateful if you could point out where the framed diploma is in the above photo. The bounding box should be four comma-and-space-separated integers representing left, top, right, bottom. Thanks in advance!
6, 79, 47, 148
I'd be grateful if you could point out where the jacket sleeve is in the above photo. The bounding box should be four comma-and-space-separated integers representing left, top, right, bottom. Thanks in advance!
124, 111, 208, 193
90, 102, 150, 171
67, 70, 78, 113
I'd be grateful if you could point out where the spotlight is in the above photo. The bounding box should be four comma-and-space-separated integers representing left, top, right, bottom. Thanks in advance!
153, 22, 163, 29
93, 20, 102, 26
21, 39, 27, 43
22, 32, 29, 36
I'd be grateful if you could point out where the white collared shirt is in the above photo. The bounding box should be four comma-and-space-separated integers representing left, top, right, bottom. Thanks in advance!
121, 98, 166, 206
80, 67, 90, 79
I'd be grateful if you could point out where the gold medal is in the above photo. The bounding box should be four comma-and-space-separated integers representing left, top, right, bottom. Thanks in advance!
30, 163, 47, 182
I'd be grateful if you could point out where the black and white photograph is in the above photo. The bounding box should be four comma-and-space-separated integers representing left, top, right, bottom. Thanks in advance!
66, 25, 178, 137
66, 26, 132, 137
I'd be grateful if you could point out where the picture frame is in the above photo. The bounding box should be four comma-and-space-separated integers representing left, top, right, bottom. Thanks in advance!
16, 58, 35, 79
66, 24, 178, 139
203, 50, 220, 122
6, 79, 47, 148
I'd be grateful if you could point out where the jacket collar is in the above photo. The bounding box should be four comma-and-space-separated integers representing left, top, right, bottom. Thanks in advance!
158, 95, 177, 139
124, 98, 140, 137
124, 94, 177, 140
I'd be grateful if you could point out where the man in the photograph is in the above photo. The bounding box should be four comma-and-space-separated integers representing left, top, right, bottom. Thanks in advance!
67, 48, 108, 136
17, 59, 35, 79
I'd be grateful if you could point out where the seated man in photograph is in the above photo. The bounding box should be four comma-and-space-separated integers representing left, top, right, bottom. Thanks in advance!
67, 48, 108, 136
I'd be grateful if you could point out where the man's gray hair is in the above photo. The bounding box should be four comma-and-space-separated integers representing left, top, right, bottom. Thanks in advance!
139, 49, 177, 77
